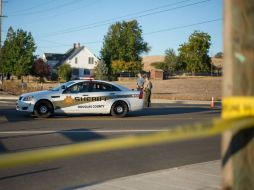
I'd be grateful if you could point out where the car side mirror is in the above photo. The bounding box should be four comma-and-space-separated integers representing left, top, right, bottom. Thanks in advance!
61, 85, 66, 89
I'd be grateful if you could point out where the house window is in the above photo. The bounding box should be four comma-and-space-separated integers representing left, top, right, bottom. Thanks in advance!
75, 57, 78, 64
83, 69, 90, 75
72, 68, 79, 75
88, 57, 94, 64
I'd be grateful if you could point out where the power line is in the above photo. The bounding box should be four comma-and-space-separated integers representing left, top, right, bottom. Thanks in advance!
9, 0, 82, 16
20, 0, 101, 26
37, 18, 222, 50
49, 0, 194, 34
8, 0, 56, 14
144, 18, 223, 35
39, 0, 211, 38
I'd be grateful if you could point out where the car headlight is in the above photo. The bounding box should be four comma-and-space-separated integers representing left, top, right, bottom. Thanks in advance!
23, 96, 34, 102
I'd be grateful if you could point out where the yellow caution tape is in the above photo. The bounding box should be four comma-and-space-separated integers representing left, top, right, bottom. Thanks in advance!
0, 117, 254, 170
222, 97, 254, 119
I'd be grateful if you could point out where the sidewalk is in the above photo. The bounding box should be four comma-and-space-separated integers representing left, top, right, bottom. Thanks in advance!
77, 160, 221, 190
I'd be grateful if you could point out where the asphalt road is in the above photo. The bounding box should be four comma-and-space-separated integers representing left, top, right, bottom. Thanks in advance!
0, 100, 221, 190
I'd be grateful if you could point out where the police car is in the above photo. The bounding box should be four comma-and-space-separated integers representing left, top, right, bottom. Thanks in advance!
16, 80, 144, 118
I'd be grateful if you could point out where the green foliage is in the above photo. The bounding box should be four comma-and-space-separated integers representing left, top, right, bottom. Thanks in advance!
94, 62, 109, 80
178, 31, 211, 73
151, 49, 180, 75
2, 27, 36, 79
164, 48, 178, 73
50, 70, 59, 81
100, 20, 150, 78
151, 62, 167, 70
32, 58, 50, 82
112, 60, 143, 75
215, 52, 223, 58
58, 64, 72, 82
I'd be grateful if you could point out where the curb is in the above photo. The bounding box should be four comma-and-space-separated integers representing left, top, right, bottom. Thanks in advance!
0, 95, 221, 105
152, 99, 221, 105
0, 95, 222, 105
0, 96, 19, 100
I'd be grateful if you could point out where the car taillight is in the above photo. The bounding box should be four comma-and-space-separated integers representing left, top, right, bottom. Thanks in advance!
139, 90, 143, 99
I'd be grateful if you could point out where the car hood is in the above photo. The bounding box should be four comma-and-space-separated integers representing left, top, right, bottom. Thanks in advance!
20, 90, 58, 98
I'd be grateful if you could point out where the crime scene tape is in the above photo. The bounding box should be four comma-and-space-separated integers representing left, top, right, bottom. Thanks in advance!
222, 96, 254, 119
0, 116, 254, 170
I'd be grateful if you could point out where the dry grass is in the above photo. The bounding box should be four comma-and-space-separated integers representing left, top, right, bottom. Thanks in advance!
116, 76, 222, 101
0, 80, 59, 95
0, 77, 222, 101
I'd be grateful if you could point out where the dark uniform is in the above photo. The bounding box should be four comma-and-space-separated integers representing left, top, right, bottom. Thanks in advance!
144, 77, 152, 107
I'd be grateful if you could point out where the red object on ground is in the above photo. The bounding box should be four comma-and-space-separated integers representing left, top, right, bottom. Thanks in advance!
210, 96, 215, 108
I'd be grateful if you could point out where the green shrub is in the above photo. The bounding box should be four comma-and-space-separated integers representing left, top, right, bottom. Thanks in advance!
58, 64, 72, 82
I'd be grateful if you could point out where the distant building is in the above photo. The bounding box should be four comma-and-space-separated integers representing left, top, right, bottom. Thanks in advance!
43, 43, 99, 79
142, 55, 165, 72
143, 55, 223, 77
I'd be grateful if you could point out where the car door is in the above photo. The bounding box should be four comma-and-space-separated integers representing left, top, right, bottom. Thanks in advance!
55, 81, 93, 113
87, 81, 121, 114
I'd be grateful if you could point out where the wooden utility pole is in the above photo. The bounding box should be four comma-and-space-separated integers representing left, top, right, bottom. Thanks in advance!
0, 0, 2, 47
222, 0, 254, 189
0, 0, 2, 83
0, 0, 2, 48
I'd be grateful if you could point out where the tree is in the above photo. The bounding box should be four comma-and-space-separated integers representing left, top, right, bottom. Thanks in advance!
32, 58, 50, 82
214, 52, 223, 58
111, 60, 143, 75
1, 27, 16, 79
151, 62, 167, 71
94, 62, 109, 80
2, 27, 36, 80
58, 64, 72, 82
178, 31, 211, 74
100, 20, 150, 78
164, 48, 178, 74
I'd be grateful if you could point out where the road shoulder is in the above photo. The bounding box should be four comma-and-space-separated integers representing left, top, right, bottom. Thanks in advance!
77, 160, 221, 190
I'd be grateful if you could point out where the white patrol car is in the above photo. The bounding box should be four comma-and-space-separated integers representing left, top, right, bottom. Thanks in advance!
16, 80, 144, 118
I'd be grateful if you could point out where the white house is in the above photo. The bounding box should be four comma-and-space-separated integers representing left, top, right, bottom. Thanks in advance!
43, 43, 99, 79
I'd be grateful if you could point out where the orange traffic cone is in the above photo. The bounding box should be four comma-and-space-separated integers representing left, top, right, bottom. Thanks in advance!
210, 96, 215, 108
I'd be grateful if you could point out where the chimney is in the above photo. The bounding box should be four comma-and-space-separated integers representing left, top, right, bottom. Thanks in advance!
73, 43, 80, 49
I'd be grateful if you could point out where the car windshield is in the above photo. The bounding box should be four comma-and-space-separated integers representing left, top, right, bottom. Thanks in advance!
50, 81, 75, 91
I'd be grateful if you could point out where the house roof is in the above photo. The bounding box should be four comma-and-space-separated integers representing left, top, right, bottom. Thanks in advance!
44, 43, 99, 69
65, 46, 84, 60
53, 46, 84, 68
44, 53, 65, 61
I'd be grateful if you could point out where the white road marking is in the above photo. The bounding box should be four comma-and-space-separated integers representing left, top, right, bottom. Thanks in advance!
0, 129, 171, 135
0, 101, 14, 104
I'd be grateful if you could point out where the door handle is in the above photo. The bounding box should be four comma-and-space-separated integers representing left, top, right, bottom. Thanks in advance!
110, 93, 115, 95
82, 95, 88, 97
51, 96, 60, 98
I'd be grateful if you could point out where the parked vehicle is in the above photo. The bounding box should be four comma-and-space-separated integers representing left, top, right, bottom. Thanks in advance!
16, 80, 144, 118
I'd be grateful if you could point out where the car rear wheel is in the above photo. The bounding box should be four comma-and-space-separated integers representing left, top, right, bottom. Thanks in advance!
34, 100, 53, 118
111, 101, 128, 117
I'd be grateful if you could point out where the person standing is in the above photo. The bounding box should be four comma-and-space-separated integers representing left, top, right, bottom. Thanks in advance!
136, 73, 144, 91
143, 75, 152, 107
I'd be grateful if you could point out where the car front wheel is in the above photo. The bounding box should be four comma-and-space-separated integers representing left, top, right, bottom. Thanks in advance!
110, 101, 128, 117
34, 100, 53, 118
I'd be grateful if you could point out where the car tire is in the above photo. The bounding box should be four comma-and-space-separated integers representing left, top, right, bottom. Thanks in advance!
110, 101, 128, 117
34, 100, 53, 118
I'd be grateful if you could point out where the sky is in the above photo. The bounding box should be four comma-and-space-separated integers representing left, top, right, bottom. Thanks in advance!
2, 0, 223, 57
